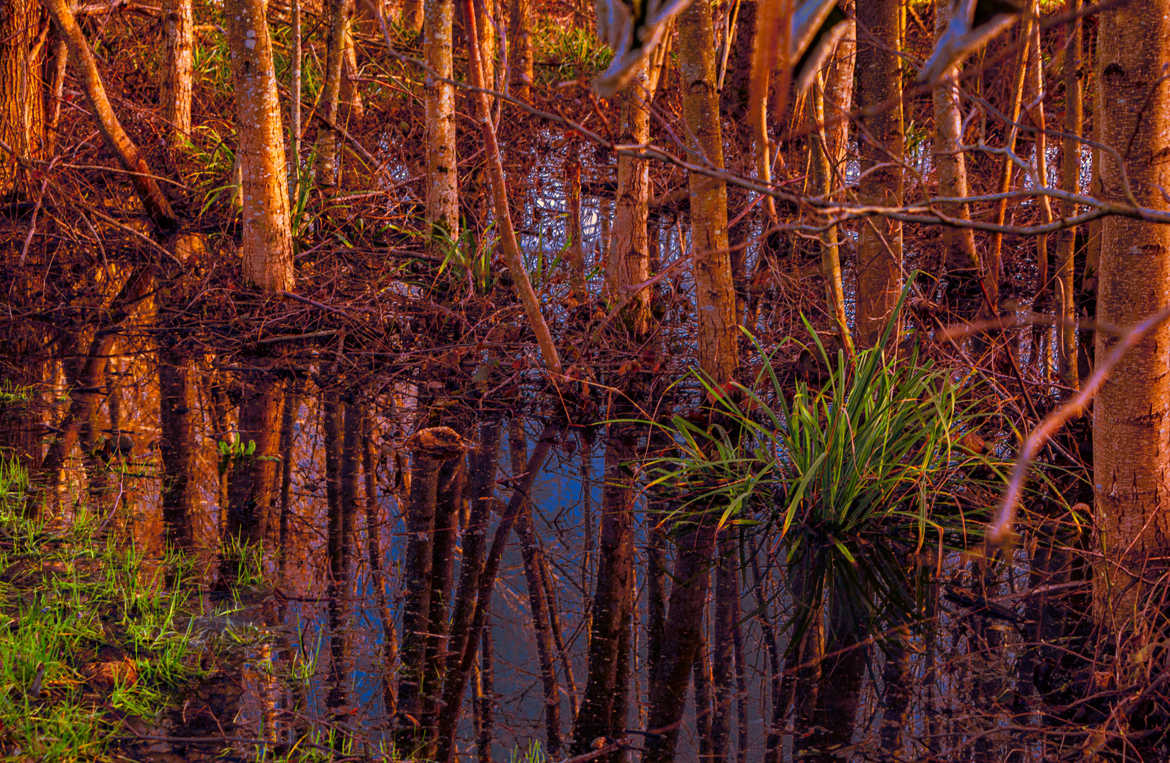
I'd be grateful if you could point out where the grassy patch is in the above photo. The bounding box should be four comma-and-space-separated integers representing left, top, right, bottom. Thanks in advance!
0, 459, 202, 761
534, 19, 612, 82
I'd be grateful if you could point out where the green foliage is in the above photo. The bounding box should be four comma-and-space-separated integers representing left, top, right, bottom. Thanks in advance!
180, 124, 238, 217
646, 320, 1000, 646
0, 458, 200, 760
192, 27, 232, 93
0, 380, 32, 406
510, 740, 547, 762
217, 435, 257, 476
534, 19, 613, 82
426, 223, 495, 294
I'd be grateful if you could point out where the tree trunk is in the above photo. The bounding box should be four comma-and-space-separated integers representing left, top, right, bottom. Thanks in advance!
932, 0, 978, 281
402, 0, 423, 35
42, 0, 177, 232
644, 522, 718, 763
1092, 0, 1170, 625
0, 0, 46, 194
605, 61, 654, 336
710, 532, 737, 762
161, 0, 193, 144
565, 142, 588, 305
317, 0, 355, 189
425, 0, 458, 245
679, 0, 738, 385
810, 74, 854, 357
224, 0, 295, 292
460, 0, 562, 376
432, 423, 557, 763
1057, 0, 1084, 389
508, 0, 532, 99
854, 0, 903, 346
642, 4, 738, 758
38, 267, 154, 510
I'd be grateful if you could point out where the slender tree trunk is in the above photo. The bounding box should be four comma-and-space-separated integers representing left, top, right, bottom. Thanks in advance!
643, 4, 738, 758
288, 0, 301, 199
474, 0, 496, 93
565, 143, 588, 305
605, 60, 654, 335
693, 632, 714, 760
223, 372, 284, 565
710, 533, 737, 762
420, 444, 465, 748
476, 630, 495, 762
431, 413, 500, 756
42, 0, 177, 232
854, 0, 903, 346
46, 18, 68, 156
810, 74, 854, 357
341, 28, 363, 119
644, 522, 718, 763
38, 267, 154, 510
932, 0, 978, 280
1057, 0, 1083, 389
425, 0, 458, 245
317, 0, 354, 188
402, 0, 423, 34
460, 0, 562, 376
432, 424, 557, 763
277, 379, 300, 574
1092, 0, 1170, 625
361, 408, 399, 719
822, 1, 854, 182
678, 0, 738, 385
224, 0, 294, 291
161, 0, 193, 144
988, 20, 1032, 315
507, 0, 532, 99
0, 0, 45, 195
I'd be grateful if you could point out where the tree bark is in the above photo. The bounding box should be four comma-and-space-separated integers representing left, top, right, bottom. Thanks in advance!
224, 0, 295, 292
932, 0, 978, 280
394, 426, 464, 755
508, 0, 532, 99
0, 0, 46, 194
1057, 0, 1084, 389
1092, 0, 1170, 625
161, 0, 193, 144
854, 0, 903, 346
317, 0, 355, 189
222, 372, 284, 567
605, 61, 655, 336
425, 0, 459, 245
573, 413, 637, 757
510, 419, 563, 756
678, 0, 738, 385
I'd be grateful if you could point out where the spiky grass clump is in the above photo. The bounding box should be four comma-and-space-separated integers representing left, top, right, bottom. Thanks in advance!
647, 326, 999, 641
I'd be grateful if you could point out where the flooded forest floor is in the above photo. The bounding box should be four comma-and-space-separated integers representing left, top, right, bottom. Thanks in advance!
2, 0, 1167, 760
